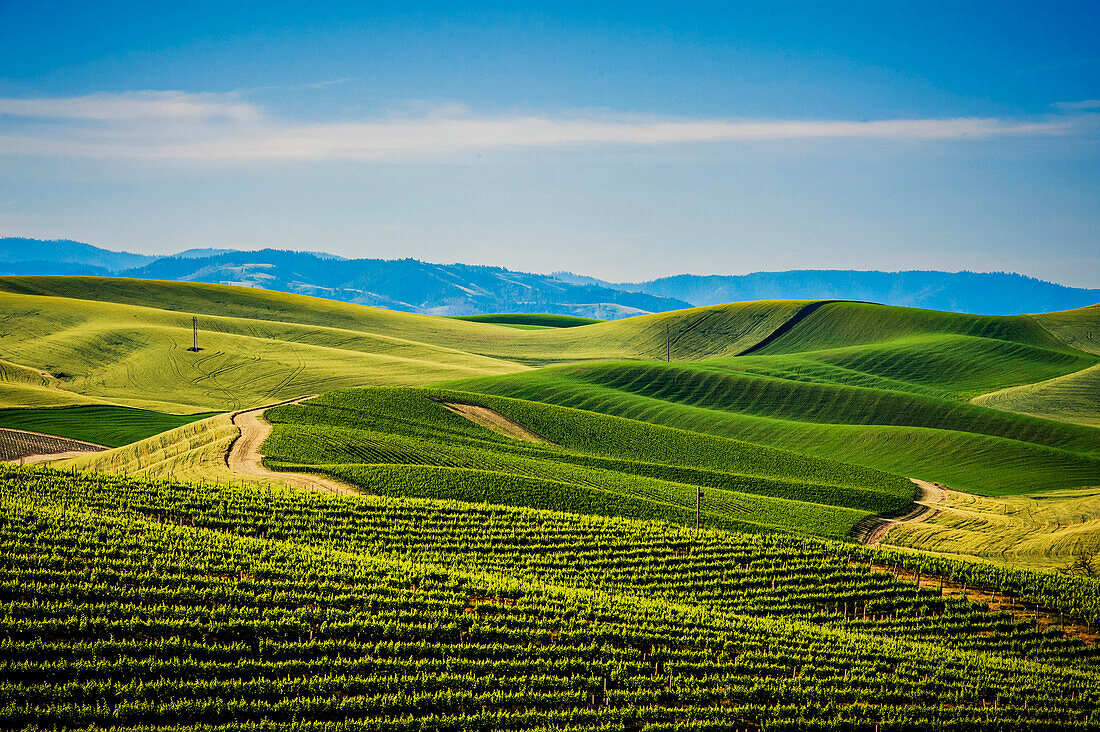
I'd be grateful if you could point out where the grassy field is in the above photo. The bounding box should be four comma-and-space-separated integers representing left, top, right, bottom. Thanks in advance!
973, 364, 1100, 428
260, 386, 914, 539
1033, 303, 1100, 355
58, 412, 265, 485
447, 362, 1100, 495
6, 278, 1100, 726
0, 277, 813, 364
446, 300, 1100, 496
0, 282, 530, 412
4, 275, 1100, 569
882, 486, 1100, 572
0, 404, 214, 447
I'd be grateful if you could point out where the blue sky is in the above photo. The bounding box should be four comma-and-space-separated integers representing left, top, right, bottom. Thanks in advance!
1, 1, 1097, 286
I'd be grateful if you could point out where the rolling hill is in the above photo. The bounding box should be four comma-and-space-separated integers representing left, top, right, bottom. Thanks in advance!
2, 275, 1099, 573
259, 386, 914, 539
446, 301, 1100, 496
4, 274, 1100, 730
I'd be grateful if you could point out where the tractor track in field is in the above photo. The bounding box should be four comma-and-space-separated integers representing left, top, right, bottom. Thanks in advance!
226, 397, 358, 495
849, 478, 946, 546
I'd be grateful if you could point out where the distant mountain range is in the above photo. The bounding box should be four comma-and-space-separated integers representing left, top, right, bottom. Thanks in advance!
1, 237, 1096, 318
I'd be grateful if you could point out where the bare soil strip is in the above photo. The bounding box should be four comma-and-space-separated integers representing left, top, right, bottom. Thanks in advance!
227, 398, 358, 495
855, 559, 1098, 645
1, 427, 107, 464
851, 478, 946, 546
441, 401, 553, 444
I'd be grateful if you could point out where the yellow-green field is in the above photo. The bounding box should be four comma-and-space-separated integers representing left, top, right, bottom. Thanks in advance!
882, 486, 1100, 572
0, 277, 816, 413
972, 363, 1100, 427
58, 412, 267, 486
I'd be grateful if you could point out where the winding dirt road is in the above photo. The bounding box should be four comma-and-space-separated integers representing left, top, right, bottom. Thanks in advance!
226, 398, 358, 495
852, 478, 947, 546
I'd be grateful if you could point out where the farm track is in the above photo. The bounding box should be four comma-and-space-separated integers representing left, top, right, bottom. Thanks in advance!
850, 478, 946, 546
0, 427, 107, 464
226, 398, 358, 495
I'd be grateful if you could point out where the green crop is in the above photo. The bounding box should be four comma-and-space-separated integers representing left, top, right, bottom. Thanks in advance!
2, 464, 1099, 730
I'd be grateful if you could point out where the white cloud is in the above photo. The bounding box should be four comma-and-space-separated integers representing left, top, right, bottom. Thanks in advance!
0, 90, 1086, 163
1052, 99, 1100, 110
0, 91, 258, 121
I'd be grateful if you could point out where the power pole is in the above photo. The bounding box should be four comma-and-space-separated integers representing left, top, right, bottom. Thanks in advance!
666, 323, 671, 362
188, 316, 200, 352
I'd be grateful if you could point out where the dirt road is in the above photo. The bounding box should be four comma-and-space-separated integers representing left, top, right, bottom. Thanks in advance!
227, 398, 358, 495
851, 478, 947, 546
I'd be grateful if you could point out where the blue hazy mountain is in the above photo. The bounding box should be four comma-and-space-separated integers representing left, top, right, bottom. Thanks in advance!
0, 238, 154, 273
604, 270, 1100, 316
2, 237, 1096, 317
120, 248, 686, 318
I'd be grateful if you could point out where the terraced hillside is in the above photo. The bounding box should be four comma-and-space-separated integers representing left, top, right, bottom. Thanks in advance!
260, 387, 913, 539
3, 464, 1099, 730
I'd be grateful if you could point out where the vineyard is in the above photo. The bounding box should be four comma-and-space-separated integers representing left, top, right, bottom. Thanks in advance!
2, 464, 1100, 730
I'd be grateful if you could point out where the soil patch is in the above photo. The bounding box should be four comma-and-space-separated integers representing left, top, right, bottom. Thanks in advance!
440, 401, 554, 444
1, 427, 107, 464
850, 478, 947, 546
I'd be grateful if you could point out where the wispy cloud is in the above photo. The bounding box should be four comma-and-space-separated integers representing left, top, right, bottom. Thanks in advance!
0, 90, 1088, 164
1052, 99, 1100, 110
0, 91, 258, 122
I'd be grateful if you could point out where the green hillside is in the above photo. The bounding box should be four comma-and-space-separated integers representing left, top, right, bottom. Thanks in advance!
0, 276, 811, 364
447, 301, 1100, 495
0, 404, 214, 448
0, 284, 528, 413
973, 364, 1100, 428
4, 464, 1099, 730
1034, 303, 1100, 355
261, 387, 913, 539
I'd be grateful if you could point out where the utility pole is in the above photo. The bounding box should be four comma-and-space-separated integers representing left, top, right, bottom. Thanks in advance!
666, 323, 671, 362
188, 316, 200, 352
